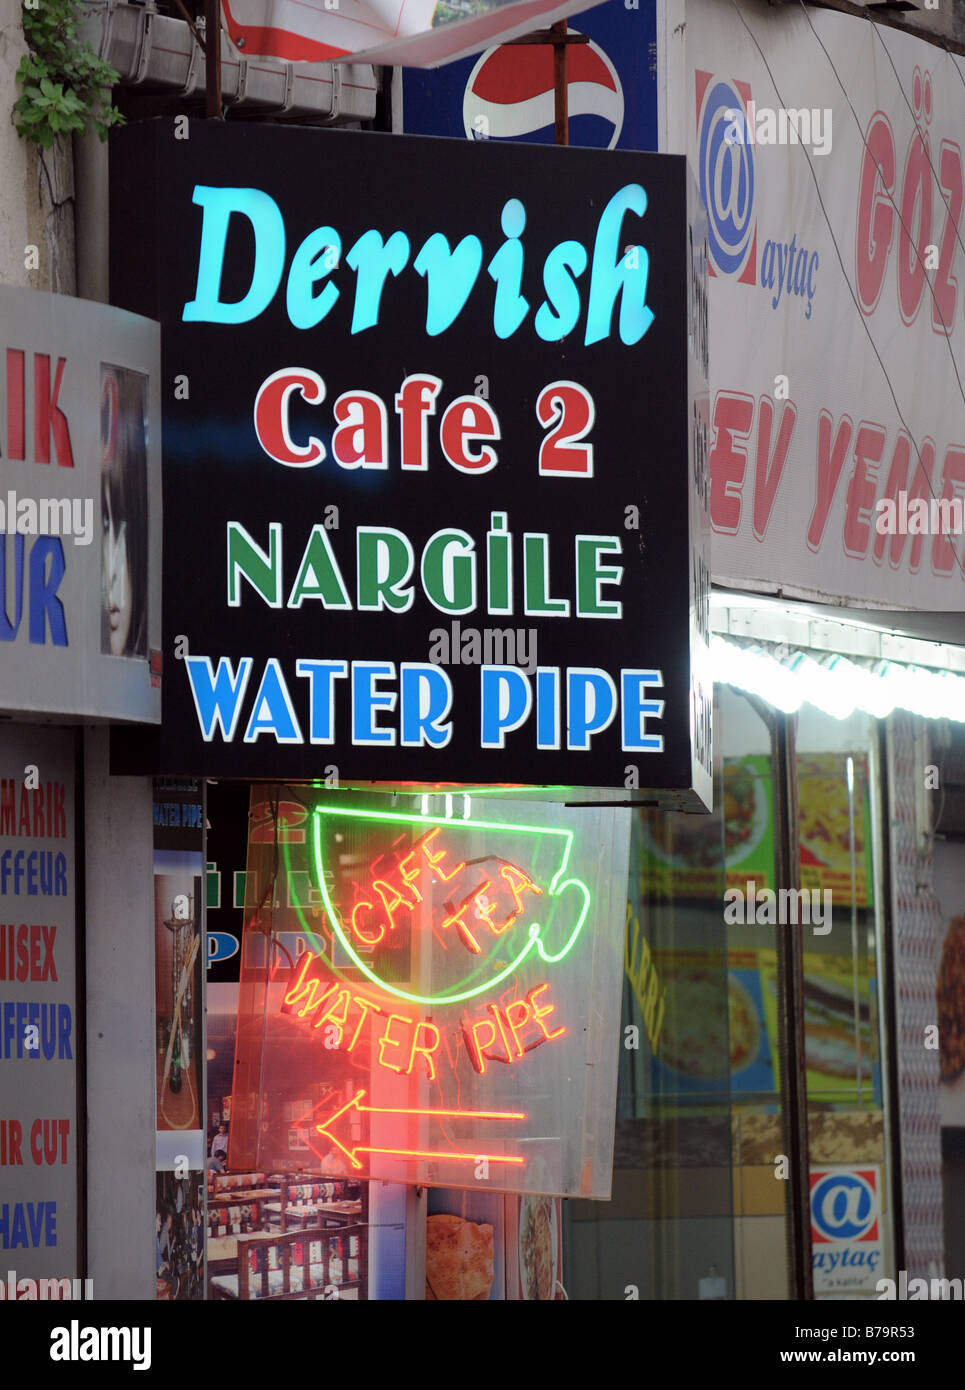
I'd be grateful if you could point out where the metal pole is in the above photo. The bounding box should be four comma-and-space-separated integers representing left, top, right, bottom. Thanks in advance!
552, 20, 568, 146
205, 0, 223, 118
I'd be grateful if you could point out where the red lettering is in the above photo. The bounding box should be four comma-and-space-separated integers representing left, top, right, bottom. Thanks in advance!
376, 1013, 411, 1073
872, 430, 912, 567
844, 421, 886, 558
5, 350, 25, 461
350, 899, 385, 946
253, 368, 326, 467
33, 355, 74, 467
753, 397, 797, 540
420, 828, 465, 882
394, 374, 441, 471
41, 925, 56, 982
535, 381, 594, 476
0, 1120, 23, 1166
898, 128, 932, 325
933, 142, 963, 334
440, 880, 492, 954
807, 410, 853, 551
528, 983, 566, 1042
708, 391, 754, 533
856, 113, 895, 315
332, 390, 388, 468
440, 395, 500, 473
932, 446, 965, 575
908, 440, 937, 573
405, 1021, 441, 1080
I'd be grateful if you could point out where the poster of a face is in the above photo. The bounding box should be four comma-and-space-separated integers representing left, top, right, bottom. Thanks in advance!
101, 364, 149, 657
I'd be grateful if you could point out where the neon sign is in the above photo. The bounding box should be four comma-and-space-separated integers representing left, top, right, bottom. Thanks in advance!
282, 951, 566, 1083
237, 795, 631, 1197
314, 1090, 527, 1171
310, 805, 591, 1006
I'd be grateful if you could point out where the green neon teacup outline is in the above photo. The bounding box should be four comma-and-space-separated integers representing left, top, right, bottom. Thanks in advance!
310, 805, 591, 1006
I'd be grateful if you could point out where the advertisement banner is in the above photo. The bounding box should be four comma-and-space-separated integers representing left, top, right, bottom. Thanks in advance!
401, 0, 657, 151
221, 0, 607, 68
110, 120, 711, 807
152, 780, 205, 1301
0, 727, 78, 1288
685, 0, 965, 609
0, 286, 161, 721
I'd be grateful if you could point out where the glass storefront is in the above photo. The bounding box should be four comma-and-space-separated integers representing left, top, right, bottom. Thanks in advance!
568, 683, 899, 1301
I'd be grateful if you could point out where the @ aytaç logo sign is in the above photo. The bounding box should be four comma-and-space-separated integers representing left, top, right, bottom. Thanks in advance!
810, 1168, 879, 1244
464, 36, 625, 149
696, 71, 757, 282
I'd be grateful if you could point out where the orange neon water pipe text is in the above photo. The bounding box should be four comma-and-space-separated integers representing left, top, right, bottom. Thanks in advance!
462, 982, 567, 1074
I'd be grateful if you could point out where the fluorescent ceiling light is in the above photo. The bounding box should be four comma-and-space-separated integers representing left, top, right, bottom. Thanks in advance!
710, 636, 965, 722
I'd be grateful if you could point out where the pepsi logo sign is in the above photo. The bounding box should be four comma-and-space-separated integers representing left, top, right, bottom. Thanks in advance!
810, 1169, 879, 1243
464, 37, 625, 150
696, 72, 757, 282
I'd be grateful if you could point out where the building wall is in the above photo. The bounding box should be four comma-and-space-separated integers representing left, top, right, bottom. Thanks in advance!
0, 0, 74, 293
83, 729, 156, 1300
2, 8, 155, 1297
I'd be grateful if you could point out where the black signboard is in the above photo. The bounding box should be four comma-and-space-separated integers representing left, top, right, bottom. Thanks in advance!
110, 120, 710, 808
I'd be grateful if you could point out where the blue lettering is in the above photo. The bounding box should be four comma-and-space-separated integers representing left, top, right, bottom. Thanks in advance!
0, 536, 25, 641
345, 230, 410, 333
480, 667, 531, 748
351, 662, 396, 745
567, 669, 617, 749
58, 1004, 71, 1060
242, 658, 302, 744
413, 233, 483, 336
184, 656, 253, 741
286, 226, 341, 329
535, 241, 587, 341
296, 659, 347, 743
621, 669, 664, 751
400, 663, 452, 748
28, 538, 67, 647
183, 186, 285, 324
585, 184, 654, 346
487, 199, 529, 339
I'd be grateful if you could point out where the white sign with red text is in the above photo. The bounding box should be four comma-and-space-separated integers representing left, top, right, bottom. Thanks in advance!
685, 0, 965, 609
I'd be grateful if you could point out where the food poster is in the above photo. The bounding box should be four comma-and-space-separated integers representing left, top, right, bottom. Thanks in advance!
506, 1194, 565, 1301
798, 754, 874, 908
758, 951, 881, 1107
425, 1189, 506, 1301
648, 950, 775, 1099
639, 753, 873, 907
648, 948, 879, 1105
639, 756, 774, 898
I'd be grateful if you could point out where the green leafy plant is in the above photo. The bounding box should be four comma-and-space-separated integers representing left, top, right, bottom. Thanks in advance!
14, 0, 124, 148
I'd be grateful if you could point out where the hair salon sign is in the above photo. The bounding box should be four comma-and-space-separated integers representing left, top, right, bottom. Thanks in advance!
0, 286, 160, 723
